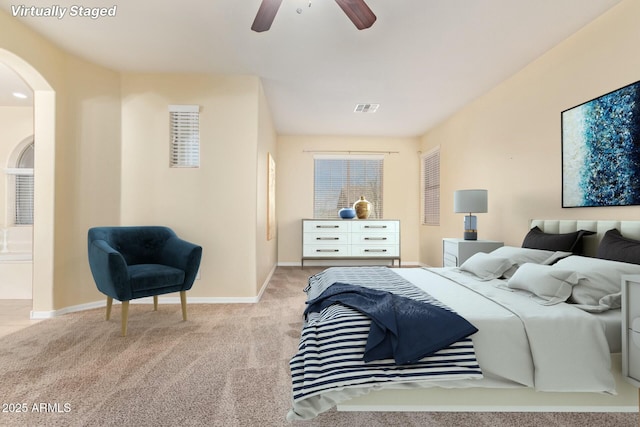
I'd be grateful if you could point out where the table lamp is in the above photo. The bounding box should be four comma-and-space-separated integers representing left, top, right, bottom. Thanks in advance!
454, 189, 488, 240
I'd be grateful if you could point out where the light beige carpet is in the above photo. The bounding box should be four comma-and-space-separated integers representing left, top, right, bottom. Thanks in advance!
0, 267, 637, 426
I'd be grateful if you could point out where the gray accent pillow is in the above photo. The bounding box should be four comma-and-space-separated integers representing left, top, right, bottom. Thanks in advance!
597, 228, 640, 264
522, 226, 595, 254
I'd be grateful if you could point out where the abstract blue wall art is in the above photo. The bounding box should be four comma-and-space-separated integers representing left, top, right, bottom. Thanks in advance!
562, 80, 640, 207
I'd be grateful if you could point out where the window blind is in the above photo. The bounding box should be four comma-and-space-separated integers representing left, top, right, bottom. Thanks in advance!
169, 105, 200, 168
421, 148, 440, 226
314, 155, 383, 219
15, 173, 34, 225
5, 168, 34, 225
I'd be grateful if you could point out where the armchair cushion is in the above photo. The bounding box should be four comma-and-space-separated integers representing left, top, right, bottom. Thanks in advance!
129, 264, 185, 298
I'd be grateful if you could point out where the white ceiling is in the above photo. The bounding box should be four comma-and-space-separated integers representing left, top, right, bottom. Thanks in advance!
0, 0, 622, 136
0, 62, 32, 106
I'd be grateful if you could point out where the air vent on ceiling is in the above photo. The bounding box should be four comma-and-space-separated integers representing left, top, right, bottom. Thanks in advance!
354, 103, 379, 113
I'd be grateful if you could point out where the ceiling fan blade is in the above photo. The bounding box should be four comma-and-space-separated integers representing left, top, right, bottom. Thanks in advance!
251, 0, 283, 32
335, 0, 377, 30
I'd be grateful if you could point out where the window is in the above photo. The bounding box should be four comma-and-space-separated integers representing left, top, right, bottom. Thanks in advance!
421, 147, 440, 226
169, 104, 200, 167
6, 141, 34, 225
314, 155, 383, 219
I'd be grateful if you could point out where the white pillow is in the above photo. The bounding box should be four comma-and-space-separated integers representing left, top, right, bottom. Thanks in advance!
554, 255, 640, 312
490, 246, 573, 279
507, 263, 579, 305
459, 252, 514, 281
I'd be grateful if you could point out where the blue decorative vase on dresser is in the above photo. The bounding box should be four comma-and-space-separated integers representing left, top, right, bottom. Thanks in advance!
338, 208, 356, 219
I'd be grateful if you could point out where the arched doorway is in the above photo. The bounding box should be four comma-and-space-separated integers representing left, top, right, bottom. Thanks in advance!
0, 49, 55, 316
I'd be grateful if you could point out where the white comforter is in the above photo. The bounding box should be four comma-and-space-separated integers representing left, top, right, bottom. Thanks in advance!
400, 267, 616, 393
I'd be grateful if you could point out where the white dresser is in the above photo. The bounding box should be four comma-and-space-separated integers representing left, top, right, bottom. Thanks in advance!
442, 238, 503, 267
302, 219, 400, 267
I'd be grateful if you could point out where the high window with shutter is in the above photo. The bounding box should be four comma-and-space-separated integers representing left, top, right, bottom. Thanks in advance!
169, 105, 200, 168
421, 147, 440, 226
313, 154, 383, 219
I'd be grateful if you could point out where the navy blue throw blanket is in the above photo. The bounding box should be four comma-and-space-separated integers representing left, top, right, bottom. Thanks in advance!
304, 282, 478, 365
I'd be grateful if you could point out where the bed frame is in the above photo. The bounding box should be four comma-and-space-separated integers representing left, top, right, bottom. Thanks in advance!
338, 220, 640, 413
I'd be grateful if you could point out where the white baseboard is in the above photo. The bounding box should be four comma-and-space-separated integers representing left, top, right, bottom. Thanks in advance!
31, 300, 105, 319
31, 265, 280, 320
256, 264, 277, 302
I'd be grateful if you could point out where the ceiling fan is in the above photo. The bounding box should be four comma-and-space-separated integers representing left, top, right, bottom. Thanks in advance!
251, 0, 377, 32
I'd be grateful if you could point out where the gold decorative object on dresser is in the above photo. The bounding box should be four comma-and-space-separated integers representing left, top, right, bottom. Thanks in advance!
301, 219, 400, 267
353, 196, 372, 219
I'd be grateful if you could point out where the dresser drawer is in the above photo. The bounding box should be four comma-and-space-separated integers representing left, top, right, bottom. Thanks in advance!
351, 232, 398, 245
303, 245, 350, 257
351, 244, 399, 257
627, 329, 640, 383
443, 252, 458, 267
443, 240, 457, 257
304, 232, 350, 245
351, 221, 398, 233
303, 220, 350, 233
627, 279, 640, 323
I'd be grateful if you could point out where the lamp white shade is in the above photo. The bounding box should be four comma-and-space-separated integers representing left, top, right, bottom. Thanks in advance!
454, 189, 488, 214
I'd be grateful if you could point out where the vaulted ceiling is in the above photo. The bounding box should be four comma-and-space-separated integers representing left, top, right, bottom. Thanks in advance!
0, 0, 622, 136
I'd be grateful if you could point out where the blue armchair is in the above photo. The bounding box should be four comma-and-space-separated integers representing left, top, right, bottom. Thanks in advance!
87, 226, 202, 336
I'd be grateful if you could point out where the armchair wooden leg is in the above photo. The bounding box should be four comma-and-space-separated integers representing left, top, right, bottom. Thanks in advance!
153, 295, 158, 311
106, 297, 113, 321
180, 291, 187, 321
121, 300, 130, 337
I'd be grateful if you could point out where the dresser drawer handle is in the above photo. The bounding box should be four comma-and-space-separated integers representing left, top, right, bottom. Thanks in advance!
364, 237, 387, 241
364, 249, 387, 253
316, 249, 340, 253
364, 225, 387, 229
316, 225, 339, 229
316, 237, 339, 240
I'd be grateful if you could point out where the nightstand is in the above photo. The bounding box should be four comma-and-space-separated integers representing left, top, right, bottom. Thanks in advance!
442, 238, 504, 267
622, 275, 640, 388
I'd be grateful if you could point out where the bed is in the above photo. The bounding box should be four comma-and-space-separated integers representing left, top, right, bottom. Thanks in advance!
287, 220, 640, 420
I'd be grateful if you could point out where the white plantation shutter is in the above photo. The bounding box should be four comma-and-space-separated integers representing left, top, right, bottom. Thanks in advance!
15, 172, 34, 225
6, 169, 34, 225
6, 141, 34, 225
421, 147, 440, 226
169, 105, 200, 167
313, 154, 383, 219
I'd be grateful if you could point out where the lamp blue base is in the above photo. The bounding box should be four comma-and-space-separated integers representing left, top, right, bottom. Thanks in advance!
463, 231, 478, 240
463, 215, 478, 240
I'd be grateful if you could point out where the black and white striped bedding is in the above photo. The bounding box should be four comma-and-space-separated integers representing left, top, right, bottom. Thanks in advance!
288, 267, 482, 420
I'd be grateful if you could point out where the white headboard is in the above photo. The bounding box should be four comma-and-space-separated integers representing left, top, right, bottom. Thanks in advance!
530, 219, 640, 257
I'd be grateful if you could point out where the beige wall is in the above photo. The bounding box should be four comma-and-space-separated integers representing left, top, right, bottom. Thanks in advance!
277, 135, 421, 265
3, 0, 637, 308
53, 55, 122, 308
1, 10, 122, 311
120, 73, 275, 299
2, 8, 277, 309
256, 83, 278, 294
419, 0, 640, 267
0, 106, 33, 226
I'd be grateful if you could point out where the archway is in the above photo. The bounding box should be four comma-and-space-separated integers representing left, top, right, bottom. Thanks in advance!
0, 49, 55, 316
